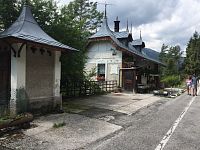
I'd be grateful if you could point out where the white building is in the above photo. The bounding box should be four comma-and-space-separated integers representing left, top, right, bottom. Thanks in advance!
85, 14, 165, 92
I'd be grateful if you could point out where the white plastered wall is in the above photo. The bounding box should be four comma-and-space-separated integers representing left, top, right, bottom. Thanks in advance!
85, 41, 122, 83
53, 51, 61, 107
54, 51, 61, 97
10, 44, 62, 113
10, 43, 26, 115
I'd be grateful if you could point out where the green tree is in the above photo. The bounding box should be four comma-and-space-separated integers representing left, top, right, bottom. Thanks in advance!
184, 31, 200, 76
30, 0, 59, 36
159, 44, 182, 77
59, 0, 103, 79
0, 0, 20, 30
65, 0, 103, 36
161, 75, 181, 87
159, 44, 183, 87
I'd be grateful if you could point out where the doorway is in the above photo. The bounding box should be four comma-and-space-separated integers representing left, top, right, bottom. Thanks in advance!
122, 70, 136, 91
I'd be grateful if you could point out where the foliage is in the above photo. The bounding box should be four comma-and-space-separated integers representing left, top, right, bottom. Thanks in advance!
59, 0, 103, 80
0, 116, 12, 124
159, 44, 183, 77
159, 44, 183, 87
0, 0, 20, 30
83, 67, 97, 81
161, 75, 181, 87
184, 31, 200, 76
16, 88, 29, 114
53, 121, 66, 128
30, 0, 59, 35
64, 0, 103, 36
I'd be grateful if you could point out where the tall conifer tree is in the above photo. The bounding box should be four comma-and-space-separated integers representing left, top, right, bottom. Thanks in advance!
185, 31, 200, 76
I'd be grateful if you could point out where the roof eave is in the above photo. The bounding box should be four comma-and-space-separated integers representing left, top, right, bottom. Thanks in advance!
87, 36, 143, 57
0, 36, 78, 52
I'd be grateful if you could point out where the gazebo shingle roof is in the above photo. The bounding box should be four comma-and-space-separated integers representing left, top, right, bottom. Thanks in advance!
0, 5, 78, 52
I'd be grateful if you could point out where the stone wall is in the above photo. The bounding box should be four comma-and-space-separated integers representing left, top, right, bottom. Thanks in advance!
26, 47, 55, 112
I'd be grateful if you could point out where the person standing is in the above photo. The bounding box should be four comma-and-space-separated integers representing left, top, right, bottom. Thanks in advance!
186, 75, 192, 95
191, 74, 198, 96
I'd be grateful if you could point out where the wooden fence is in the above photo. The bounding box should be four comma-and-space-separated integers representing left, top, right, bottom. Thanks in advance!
61, 80, 117, 98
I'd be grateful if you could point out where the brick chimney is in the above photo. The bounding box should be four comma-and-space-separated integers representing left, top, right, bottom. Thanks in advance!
114, 16, 120, 32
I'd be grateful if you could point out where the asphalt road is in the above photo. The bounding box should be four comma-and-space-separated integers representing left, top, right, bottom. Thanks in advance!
85, 92, 200, 150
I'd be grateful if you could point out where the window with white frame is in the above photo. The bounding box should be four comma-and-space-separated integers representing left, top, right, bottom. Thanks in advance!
97, 64, 105, 81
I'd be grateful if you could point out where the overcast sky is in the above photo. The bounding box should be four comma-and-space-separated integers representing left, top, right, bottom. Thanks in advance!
57, 0, 200, 52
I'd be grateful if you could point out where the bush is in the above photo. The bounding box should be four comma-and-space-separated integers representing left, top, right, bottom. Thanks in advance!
161, 75, 181, 87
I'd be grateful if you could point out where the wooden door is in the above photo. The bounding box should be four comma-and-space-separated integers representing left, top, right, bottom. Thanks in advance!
0, 50, 10, 106
123, 70, 135, 91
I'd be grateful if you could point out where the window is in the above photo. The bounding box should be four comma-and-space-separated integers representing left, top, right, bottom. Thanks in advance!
97, 64, 105, 81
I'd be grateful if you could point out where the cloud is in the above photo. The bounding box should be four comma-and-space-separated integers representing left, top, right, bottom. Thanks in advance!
138, 0, 200, 51
106, 0, 179, 27
57, 0, 200, 52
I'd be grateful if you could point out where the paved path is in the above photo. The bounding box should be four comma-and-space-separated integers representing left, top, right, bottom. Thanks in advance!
85, 91, 200, 150
67, 93, 161, 115
25, 113, 122, 150
3, 91, 198, 150
163, 93, 200, 150
0, 93, 163, 150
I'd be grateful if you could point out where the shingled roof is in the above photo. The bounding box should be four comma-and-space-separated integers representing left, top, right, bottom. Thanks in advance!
0, 5, 77, 52
89, 16, 164, 66
113, 31, 129, 39
90, 17, 114, 39
131, 39, 143, 46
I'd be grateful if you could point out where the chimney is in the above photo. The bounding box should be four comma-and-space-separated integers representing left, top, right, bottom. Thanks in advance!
114, 16, 120, 32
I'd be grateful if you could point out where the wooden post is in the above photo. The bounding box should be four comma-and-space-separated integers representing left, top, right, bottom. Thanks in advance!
133, 70, 136, 94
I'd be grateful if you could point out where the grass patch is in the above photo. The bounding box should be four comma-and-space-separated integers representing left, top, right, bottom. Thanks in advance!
53, 122, 66, 128
0, 117, 12, 125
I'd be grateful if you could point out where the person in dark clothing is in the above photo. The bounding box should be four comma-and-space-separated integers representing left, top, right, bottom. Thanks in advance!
191, 74, 198, 96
